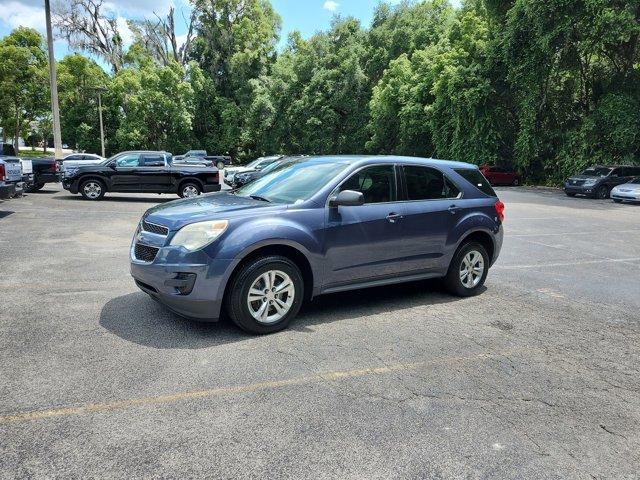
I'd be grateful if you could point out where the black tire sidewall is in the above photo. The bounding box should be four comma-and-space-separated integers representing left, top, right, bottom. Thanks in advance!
79, 179, 105, 200
596, 186, 609, 199
227, 256, 304, 334
445, 242, 489, 297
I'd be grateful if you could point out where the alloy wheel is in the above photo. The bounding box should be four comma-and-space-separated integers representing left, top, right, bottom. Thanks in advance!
246, 270, 295, 324
83, 181, 102, 199
182, 185, 200, 197
459, 250, 485, 289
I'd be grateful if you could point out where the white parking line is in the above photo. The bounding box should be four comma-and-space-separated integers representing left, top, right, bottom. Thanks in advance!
495, 257, 640, 270
507, 229, 640, 238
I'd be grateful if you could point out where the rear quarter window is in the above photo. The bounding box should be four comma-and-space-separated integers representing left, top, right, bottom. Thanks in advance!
454, 168, 497, 197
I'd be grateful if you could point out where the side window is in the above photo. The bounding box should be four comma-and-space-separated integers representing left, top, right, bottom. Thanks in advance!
403, 166, 460, 200
115, 154, 140, 167
141, 155, 165, 167
610, 168, 621, 177
66, 154, 81, 160
339, 165, 397, 204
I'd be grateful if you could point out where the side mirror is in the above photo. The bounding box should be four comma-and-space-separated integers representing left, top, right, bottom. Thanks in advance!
329, 189, 365, 207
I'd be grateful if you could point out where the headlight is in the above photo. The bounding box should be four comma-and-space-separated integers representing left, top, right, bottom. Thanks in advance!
583, 179, 597, 186
170, 220, 229, 251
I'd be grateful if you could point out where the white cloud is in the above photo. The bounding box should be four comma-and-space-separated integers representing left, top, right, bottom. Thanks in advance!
323, 1, 339, 12
0, 1, 46, 32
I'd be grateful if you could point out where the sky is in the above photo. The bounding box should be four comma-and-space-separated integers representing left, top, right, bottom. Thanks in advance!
0, 0, 461, 63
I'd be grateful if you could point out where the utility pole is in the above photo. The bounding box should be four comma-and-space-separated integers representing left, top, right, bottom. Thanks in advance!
44, 0, 63, 159
95, 87, 107, 157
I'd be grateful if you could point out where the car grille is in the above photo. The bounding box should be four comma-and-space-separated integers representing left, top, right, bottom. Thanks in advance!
134, 243, 159, 262
142, 220, 169, 236
569, 179, 585, 186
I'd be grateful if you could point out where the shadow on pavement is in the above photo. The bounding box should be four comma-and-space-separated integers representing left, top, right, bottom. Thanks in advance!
55, 195, 175, 204
99, 279, 471, 349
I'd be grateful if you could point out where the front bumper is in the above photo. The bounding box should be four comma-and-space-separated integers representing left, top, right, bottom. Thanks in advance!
564, 185, 597, 196
611, 190, 640, 203
130, 244, 235, 321
62, 178, 79, 194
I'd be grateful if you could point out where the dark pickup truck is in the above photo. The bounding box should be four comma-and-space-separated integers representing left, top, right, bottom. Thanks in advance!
173, 150, 232, 169
62, 150, 221, 200
25, 157, 60, 192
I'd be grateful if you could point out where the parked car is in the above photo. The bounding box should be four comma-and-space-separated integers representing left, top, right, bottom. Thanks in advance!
564, 166, 640, 199
24, 157, 60, 192
130, 155, 504, 334
610, 177, 640, 204
58, 152, 105, 171
62, 151, 221, 200
0, 156, 23, 199
173, 150, 232, 170
232, 156, 305, 188
479, 165, 521, 186
225, 155, 283, 184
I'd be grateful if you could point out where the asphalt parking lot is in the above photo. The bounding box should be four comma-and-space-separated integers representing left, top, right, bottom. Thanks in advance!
1, 185, 638, 479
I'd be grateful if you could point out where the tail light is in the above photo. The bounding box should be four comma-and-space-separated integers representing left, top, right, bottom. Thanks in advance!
0, 164, 5, 181
51, 159, 57, 172
494, 200, 505, 223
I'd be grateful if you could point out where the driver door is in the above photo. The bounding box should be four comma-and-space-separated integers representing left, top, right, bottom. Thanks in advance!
322, 165, 408, 289
111, 153, 141, 191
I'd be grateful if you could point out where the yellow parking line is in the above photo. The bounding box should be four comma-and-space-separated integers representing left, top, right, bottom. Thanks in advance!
0, 349, 530, 425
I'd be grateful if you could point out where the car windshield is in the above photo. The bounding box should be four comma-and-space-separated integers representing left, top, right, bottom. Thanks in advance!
101, 153, 121, 165
581, 167, 612, 176
234, 160, 349, 204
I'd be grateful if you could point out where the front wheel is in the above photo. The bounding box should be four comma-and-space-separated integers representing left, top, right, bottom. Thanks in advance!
595, 185, 609, 200
80, 179, 105, 200
216, 161, 225, 170
179, 182, 202, 198
565, 192, 576, 197
512, 178, 520, 186
444, 242, 489, 297
225, 255, 304, 334
613, 199, 622, 203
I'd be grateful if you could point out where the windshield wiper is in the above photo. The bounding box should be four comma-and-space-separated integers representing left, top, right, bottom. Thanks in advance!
248, 194, 271, 202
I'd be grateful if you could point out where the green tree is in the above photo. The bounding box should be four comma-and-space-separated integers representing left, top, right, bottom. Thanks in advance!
0, 27, 48, 153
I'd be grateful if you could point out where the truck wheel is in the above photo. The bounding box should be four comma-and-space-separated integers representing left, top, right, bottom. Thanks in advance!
216, 161, 225, 170
444, 242, 489, 297
80, 179, 105, 200
179, 182, 202, 198
595, 185, 609, 200
225, 255, 304, 334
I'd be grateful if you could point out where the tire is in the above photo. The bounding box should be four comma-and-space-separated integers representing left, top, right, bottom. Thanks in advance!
444, 242, 489, 297
512, 178, 520, 186
225, 255, 304, 334
595, 185, 609, 200
25, 182, 44, 193
613, 199, 622, 203
216, 161, 225, 170
80, 179, 105, 200
179, 182, 202, 198
565, 192, 576, 197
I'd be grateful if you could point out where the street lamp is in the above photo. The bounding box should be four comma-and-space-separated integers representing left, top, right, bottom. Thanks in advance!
92, 86, 107, 158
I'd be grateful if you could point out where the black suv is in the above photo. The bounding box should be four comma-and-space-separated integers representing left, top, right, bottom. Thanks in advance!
62, 151, 221, 200
564, 165, 640, 199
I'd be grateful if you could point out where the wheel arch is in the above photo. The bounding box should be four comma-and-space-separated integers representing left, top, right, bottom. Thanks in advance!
177, 177, 204, 193
456, 229, 495, 264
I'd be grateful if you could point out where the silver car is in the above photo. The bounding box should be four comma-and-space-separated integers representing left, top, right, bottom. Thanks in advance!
611, 177, 640, 203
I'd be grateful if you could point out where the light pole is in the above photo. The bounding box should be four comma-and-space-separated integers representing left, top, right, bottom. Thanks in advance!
44, 0, 63, 159
94, 86, 107, 157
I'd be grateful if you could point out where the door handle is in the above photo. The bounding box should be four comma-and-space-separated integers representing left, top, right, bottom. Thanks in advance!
448, 205, 461, 215
386, 212, 403, 223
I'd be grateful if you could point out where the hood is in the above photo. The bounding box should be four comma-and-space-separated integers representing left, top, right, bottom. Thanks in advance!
568, 175, 602, 181
613, 183, 640, 191
226, 166, 257, 175
144, 192, 286, 230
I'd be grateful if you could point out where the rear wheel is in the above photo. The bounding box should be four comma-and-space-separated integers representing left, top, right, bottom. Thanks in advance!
226, 255, 304, 334
512, 178, 520, 186
179, 182, 202, 198
26, 182, 44, 193
216, 161, 225, 170
444, 242, 489, 297
80, 179, 105, 200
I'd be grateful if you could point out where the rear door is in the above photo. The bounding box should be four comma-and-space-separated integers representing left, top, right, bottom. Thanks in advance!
111, 153, 141, 191
398, 165, 463, 272
137, 154, 171, 191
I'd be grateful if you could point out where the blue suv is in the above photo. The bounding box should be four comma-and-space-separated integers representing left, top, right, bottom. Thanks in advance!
131, 156, 504, 334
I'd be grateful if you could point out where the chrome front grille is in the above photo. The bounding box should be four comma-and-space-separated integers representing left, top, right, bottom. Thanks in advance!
142, 220, 169, 236
134, 243, 159, 262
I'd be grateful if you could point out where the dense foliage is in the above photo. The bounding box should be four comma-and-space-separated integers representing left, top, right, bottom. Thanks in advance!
0, 0, 638, 183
